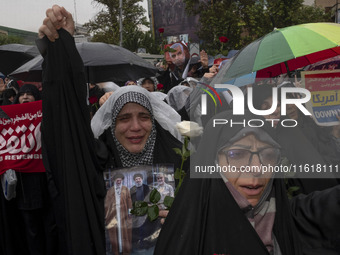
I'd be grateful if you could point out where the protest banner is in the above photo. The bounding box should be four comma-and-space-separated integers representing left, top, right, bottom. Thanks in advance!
0, 100, 44, 175
302, 70, 340, 126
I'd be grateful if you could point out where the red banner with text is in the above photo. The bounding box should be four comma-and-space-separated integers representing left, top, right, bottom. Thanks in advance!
0, 100, 44, 175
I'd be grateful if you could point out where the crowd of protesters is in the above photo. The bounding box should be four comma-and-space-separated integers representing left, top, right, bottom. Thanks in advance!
1, 4, 340, 255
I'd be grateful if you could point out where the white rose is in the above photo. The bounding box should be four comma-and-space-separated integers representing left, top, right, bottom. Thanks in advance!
176, 121, 203, 138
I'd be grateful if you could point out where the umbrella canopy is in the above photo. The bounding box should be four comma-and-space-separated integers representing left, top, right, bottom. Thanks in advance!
10, 42, 158, 84
76, 42, 151, 67
10, 54, 43, 82
0, 44, 39, 75
212, 23, 340, 85
307, 55, 340, 71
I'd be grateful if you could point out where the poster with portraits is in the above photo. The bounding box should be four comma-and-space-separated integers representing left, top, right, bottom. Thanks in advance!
103, 164, 175, 255
151, 0, 201, 42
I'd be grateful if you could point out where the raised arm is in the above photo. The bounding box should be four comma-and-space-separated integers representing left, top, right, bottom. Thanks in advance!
38, 5, 75, 42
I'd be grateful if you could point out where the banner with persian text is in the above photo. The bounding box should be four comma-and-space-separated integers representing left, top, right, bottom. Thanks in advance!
302, 70, 340, 126
0, 100, 44, 175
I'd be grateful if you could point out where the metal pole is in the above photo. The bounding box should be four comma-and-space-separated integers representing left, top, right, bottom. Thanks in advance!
337, 0, 339, 24
73, 0, 78, 33
119, 0, 123, 47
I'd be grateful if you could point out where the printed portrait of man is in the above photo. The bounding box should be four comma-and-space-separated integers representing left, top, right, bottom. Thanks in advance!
105, 173, 132, 255
130, 172, 159, 253
169, 42, 190, 68
156, 172, 174, 210
130, 173, 150, 203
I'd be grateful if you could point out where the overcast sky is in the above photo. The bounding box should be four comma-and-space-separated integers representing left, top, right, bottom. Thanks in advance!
1, 0, 148, 33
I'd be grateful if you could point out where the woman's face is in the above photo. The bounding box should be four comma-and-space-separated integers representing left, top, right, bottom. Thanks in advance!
218, 134, 275, 206
142, 80, 155, 92
19, 92, 35, 104
126, 81, 136, 86
115, 102, 152, 154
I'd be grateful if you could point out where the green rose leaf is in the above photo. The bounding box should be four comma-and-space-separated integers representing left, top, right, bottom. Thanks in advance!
149, 189, 161, 204
164, 47, 176, 53
183, 150, 191, 158
288, 186, 300, 192
131, 201, 148, 216
147, 205, 159, 221
163, 196, 174, 209
173, 148, 182, 156
134, 201, 148, 208
174, 168, 181, 179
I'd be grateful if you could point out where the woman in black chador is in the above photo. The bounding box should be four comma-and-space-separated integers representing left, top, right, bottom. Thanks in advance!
155, 110, 340, 255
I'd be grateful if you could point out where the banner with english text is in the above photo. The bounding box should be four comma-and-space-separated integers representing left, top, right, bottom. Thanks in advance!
302, 70, 340, 126
0, 100, 44, 175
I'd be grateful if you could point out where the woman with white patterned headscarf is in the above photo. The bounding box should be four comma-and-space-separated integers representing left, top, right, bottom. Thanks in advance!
91, 85, 184, 169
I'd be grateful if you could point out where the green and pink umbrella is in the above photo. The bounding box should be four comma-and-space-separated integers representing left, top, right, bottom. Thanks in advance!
212, 22, 340, 85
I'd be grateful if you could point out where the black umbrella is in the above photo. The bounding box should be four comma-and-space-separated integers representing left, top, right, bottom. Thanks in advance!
9, 54, 43, 82
10, 42, 158, 84
0, 44, 39, 75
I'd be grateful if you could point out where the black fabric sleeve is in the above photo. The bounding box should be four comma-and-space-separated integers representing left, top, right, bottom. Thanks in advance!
39, 29, 106, 255
94, 138, 110, 170
290, 185, 340, 254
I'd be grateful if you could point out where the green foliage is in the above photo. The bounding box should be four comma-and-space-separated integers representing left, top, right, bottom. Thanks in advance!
163, 196, 174, 208
184, 0, 332, 54
187, 0, 242, 55
0, 34, 24, 45
174, 168, 182, 180
84, 0, 157, 52
291, 5, 332, 24
130, 201, 148, 216
173, 148, 182, 156
147, 205, 159, 221
130, 189, 173, 221
149, 189, 161, 204
164, 47, 176, 53
138, 31, 162, 54
173, 136, 190, 196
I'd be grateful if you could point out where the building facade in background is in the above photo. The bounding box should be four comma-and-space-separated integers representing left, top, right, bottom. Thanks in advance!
0, 26, 37, 45
74, 23, 92, 43
0, 24, 91, 45
314, 0, 340, 23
